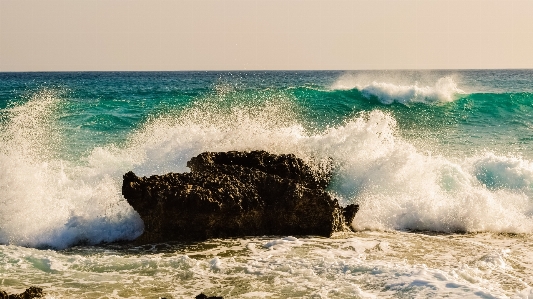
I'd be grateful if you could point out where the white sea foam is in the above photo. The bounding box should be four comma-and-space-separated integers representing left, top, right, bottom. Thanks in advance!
472, 153, 533, 192
2, 232, 530, 298
263, 236, 302, 252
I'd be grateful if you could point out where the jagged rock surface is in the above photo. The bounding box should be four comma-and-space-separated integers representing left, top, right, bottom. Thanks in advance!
123, 151, 357, 243
0, 287, 43, 299
195, 294, 223, 299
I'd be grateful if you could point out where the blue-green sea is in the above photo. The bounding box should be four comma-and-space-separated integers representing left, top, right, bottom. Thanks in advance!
1, 71, 533, 298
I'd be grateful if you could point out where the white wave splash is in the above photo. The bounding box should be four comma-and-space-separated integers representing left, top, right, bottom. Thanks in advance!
123, 100, 533, 234
0, 91, 143, 249
1, 91, 533, 249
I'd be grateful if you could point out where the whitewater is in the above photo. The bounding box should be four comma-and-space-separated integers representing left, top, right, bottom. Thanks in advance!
1, 70, 533, 298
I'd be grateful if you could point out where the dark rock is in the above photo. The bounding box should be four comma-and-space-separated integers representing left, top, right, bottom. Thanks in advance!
0, 287, 43, 299
342, 203, 359, 227
123, 150, 357, 243
195, 294, 223, 299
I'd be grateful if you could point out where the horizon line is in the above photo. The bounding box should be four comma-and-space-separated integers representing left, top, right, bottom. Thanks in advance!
1, 68, 533, 73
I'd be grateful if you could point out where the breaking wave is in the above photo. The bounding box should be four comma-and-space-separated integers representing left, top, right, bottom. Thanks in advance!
1, 81, 533, 249
331, 75, 465, 104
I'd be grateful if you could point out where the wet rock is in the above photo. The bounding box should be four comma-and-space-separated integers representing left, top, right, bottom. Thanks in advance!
195, 294, 223, 299
123, 150, 357, 243
0, 287, 43, 299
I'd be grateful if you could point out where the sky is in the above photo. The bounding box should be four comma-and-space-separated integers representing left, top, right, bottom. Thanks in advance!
1, 0, 533, 71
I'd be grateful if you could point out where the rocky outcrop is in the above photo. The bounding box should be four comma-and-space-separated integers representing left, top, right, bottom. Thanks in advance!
123, 151, 357, 243
0, 287, 43, 299
195, 294, 223, 299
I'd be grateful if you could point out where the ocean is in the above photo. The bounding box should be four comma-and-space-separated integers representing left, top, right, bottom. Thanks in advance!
1, 70, 533, 298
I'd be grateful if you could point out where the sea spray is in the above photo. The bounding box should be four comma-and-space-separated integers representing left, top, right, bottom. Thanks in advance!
0, 91, 143, 249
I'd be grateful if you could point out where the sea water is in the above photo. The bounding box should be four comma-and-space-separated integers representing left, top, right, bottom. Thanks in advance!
1, 70, 533, 298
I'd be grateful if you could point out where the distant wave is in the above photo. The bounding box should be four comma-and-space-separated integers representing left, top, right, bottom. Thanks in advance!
331, 76, 465, 105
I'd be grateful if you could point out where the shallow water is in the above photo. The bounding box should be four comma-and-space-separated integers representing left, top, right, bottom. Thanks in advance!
2, 231, 533, 298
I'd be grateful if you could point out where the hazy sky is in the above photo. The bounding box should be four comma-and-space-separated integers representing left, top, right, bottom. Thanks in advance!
1, 0, 533, 71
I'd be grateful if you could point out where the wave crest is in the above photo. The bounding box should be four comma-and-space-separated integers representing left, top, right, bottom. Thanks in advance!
332, 75, 465, 105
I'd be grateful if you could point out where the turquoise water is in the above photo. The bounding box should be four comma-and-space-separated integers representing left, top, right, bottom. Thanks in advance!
2, 71, 533, 160
1, 70, 533, 298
